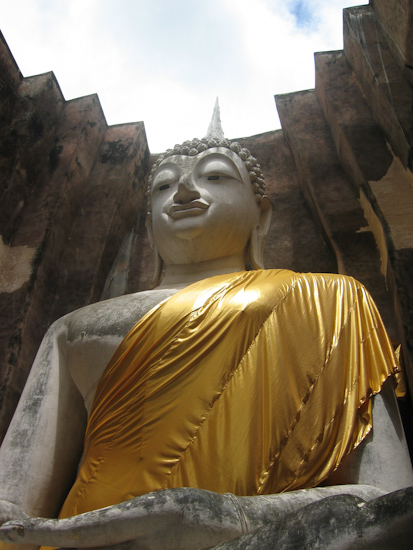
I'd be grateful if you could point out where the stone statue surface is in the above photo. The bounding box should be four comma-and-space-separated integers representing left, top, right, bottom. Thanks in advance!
0, 118, 412, 549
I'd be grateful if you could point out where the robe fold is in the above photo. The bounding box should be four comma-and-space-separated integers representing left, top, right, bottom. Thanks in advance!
59, 270, 398, 518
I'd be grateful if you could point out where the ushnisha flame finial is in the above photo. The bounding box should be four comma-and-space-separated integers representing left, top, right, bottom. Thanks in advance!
205, 97, 224, 141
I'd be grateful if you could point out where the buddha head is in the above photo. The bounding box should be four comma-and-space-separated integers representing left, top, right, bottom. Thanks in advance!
146, 137, 272, 288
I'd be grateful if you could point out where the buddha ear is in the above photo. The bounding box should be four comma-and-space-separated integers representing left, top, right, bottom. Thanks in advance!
146, 215, 163, 289
247, 195, 273, 270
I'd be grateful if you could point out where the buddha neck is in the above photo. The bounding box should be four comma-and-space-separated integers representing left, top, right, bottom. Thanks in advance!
157, 254, 247, 289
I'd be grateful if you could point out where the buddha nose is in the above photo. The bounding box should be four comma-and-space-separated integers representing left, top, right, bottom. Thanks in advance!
173, 176, 201, 204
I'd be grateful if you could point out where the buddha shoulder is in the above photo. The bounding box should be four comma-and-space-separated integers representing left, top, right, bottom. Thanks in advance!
65, 288, 178, 342
46, 288, 178, 412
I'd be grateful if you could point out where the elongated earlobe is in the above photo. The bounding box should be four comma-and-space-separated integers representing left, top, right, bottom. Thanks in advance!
150, 247, 163, 289
146, 215, 164, 289
247, 196, 273, 270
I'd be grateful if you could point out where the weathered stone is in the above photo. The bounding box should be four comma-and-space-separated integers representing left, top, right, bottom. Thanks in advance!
0, 71, 64, 244
344, 5, 413, 169
0, 95, 109, 440
208, 487, 413, 549
315, 50, 393, 189
372, 0, 413, 70
0, 31, 22, 126
47, 121, 149, 321
0, 75, 150, 439
236, 131, 337, 274
0, 71, 65, 440
275, 90, 396, 336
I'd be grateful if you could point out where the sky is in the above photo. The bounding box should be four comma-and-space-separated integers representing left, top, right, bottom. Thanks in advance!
0, 0, 367, 153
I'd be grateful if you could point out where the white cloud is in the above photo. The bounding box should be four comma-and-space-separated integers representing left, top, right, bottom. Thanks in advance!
0, 0, 367, 152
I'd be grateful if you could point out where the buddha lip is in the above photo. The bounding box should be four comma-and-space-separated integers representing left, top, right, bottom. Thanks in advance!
168, 200, 210, 217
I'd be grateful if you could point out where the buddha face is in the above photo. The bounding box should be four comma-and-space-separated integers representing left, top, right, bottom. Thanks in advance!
149, 148, 263, 266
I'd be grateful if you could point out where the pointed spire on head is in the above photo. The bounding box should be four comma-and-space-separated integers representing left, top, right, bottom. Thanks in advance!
205, 97, 224, 140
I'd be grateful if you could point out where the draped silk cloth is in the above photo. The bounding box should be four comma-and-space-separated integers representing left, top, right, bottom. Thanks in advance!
59, 270, 398, 518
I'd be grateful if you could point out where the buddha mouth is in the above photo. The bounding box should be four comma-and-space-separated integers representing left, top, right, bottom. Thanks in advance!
168, 200, 210, 218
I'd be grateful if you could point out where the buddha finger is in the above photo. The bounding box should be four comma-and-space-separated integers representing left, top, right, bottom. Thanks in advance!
0, 521, 25, 543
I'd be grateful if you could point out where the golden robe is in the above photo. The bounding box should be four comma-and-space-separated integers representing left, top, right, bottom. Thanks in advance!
60, 270, 398, 518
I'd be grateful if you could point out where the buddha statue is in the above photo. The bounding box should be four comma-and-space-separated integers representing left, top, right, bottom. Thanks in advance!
0, 111, 412, 550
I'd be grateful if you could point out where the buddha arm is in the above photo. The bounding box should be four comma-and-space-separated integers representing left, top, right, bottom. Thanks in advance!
0, 317, 87, 521
326, 378, 413, 491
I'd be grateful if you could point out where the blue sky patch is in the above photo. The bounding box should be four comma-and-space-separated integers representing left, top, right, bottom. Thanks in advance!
288, 1, 317, 29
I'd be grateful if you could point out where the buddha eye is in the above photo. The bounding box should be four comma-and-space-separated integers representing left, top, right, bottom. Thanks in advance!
199, 159, 241, 182
152, 167, 177, 192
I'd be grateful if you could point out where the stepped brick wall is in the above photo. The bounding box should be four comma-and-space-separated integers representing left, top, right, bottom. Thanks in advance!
0, 1, 412, 451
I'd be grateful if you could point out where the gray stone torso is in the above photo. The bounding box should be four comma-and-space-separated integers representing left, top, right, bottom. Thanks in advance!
64, 288, 178, 414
